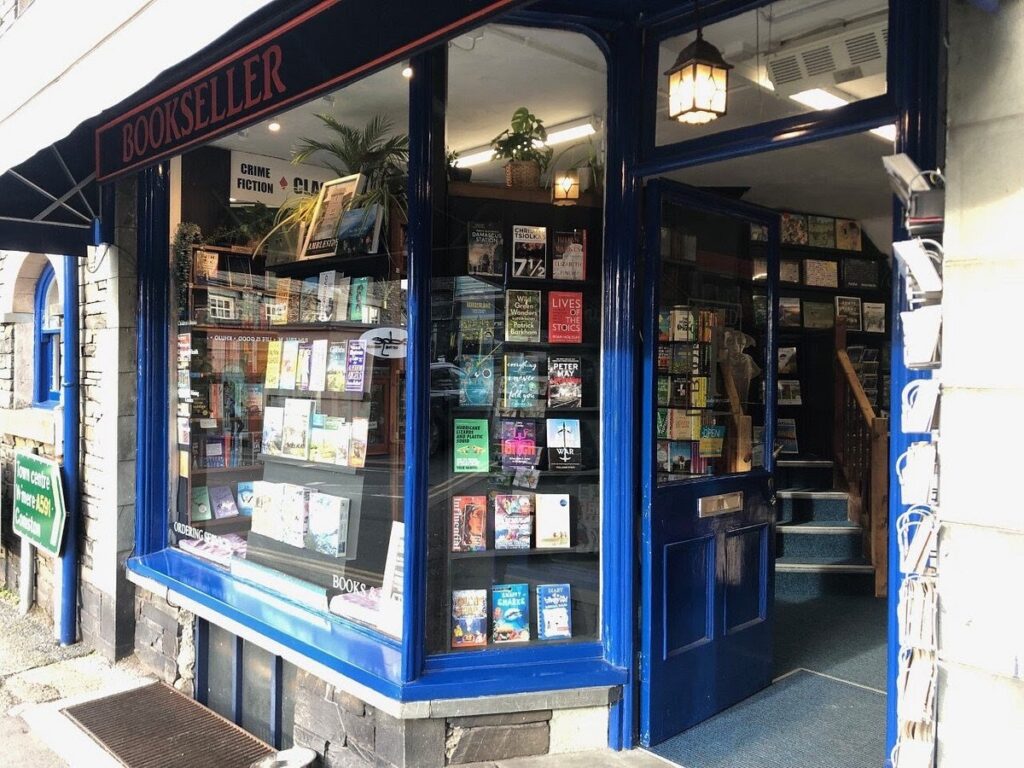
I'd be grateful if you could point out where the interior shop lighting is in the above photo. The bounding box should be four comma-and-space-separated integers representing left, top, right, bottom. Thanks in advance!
552, 169, 580, 205
789, 88, 849, 110
268, 122, 281, 132
870, 124, 897, 142
665, 23, 732, 124
402, 64, 414, 79
543, 122, 596, 146
454, 118, 598, 168
453, 148, 496, 168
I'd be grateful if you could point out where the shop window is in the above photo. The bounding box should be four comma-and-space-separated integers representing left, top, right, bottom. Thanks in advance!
425, 25, 607, 654
170, 63, 410, 640
33, 263, 61, 406
654, 0, 891, 148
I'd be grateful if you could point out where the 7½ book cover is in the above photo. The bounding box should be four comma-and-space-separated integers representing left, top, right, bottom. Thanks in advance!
511, 225, 547, 279
492, 583, 530, 643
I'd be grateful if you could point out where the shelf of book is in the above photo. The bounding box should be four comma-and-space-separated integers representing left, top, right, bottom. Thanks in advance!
193, 515, 252, 532
449, 180, 602, 209
268, 252, 392, 280
191, 465, 263, 476
257, 452, 362, 475
263, 388, 366, 402
449, 546, 598, 561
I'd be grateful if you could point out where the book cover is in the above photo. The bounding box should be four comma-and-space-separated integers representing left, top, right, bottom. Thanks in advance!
501, 420, 539, 471
537, 584, 572, 640
548, 291, 583, 344
778, 379, 802, 405
317, 270, 337, 322
337, 205, 383, 255
547, 355, 582, 409
264, 340, 282, 389
503, 353, 543, 409
299, 276, 320, 323
657, 376, 670, 407
505, 289, 542, 343
779, 297, 802, 328
452, 589, 488, 648
836, 218, 862, 251
658, 311, 671, 342
511, 224, 547, 279
209, 485, 240, 519
176, 416, 190, 446
535, 493, 571, 549
699, 425, 726, 458
326, 341, 348, 392
453, 419, 489, 473
459, 299, 499, 347
467, 222, 505, 278
344, 340, 367, 393
777, 418, 799, 454
203, 439, 225, 468
671, 309, 696, 341
494, 494, 533, 550
452, 496, 487, 552
305, 492, 350, 557
308, 416, 330, 463
282, 398, 314, 459
279, 339, 300, 390
308, 339, 328, 392
320, 417, 345, 464
250, 481, 282, 540
492, 583, 530, 643
279, 483, 310, 548
235, 481, 255, 516
656, 409, 668, 439
552, 230, 586, 280
802, 301, 834, 329
667, 441, 694, 473
333, 276, 351, 321
348, 277, 370, 323
657, 344, 671, 372
190, 486, 212, 522
335, 421, 351, 466
295, 342, 313, 391
349, 417, 369, 468
807, 215, 836, 249
546, 418, 582, 471
668, 409, 703, 441
778, 346, 798, 375
459, 355, 494, 406
262, 406, 284, 455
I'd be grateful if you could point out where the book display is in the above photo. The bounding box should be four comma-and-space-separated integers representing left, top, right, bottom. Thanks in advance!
426, 185, 603, 654
172, 235, 407, 638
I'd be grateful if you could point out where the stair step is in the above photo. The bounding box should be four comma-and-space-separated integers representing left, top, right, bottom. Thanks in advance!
775, 459, 835, 492
775, 559, 875, 599
777, 459, 834, 468
777, 490, 848, 500
777, 490, 850, 524
778, 521, 860, 534
775, 556, 874, 574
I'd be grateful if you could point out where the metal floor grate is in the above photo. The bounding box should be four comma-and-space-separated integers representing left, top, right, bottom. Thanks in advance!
62, 682, 275, 768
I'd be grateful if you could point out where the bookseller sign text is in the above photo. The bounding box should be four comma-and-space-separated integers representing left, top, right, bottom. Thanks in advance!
13, 452, 67, 556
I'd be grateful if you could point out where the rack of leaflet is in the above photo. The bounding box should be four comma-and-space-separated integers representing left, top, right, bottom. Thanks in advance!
887, 155, 944, 768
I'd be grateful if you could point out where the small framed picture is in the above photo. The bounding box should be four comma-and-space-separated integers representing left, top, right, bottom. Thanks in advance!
842, 257, 880, 289
803, 259, 839, 288
750, 223, 769, 242
862, 302, 886, 333
836, 218, 862, 251
778, 379, 803, 406
781, 213, 808, 245
780, 259, 801, 283
807, 215, 836, 249
300, 173, 367, 259
777, 417, 799, 454
780, 297, 802, 327
802, 301, 834, 329
835, 296, 863, 331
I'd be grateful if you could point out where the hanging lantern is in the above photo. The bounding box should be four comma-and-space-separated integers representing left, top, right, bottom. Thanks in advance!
665, 29, 732, 125
552, 169, 580, 206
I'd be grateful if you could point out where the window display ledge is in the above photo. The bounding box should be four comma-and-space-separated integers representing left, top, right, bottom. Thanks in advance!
127, 550, 625, 717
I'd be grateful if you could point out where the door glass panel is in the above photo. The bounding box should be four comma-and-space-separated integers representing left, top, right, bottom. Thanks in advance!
656, 200, 769, 484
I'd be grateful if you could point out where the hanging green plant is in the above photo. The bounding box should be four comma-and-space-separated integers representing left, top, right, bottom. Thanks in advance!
172, 222, 202, 322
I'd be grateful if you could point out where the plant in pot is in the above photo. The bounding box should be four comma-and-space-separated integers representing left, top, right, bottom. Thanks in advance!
447, 147, 472, 182
490, 107, 552, 188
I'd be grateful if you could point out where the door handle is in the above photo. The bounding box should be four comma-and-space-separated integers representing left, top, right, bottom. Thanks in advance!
772, 441, 785, 460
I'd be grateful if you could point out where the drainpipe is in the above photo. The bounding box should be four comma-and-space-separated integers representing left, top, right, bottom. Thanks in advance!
58, 250, 80, 646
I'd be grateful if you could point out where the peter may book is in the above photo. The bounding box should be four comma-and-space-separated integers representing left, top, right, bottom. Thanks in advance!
548, 291, 583, 344
505, 289, 541, 343
492, 583, 530, 643
547, 355, 582, 408
512, 225, 547, 279
494, 494, 533, 550
546, 418, 582, 471
451, 496, 487, 552
467, 222, 505, 278
552, 230, 586, 280
537, 583, 572, 640
453, 419, 489, 473
501, 420, 538, 471
452, 589, 488, 648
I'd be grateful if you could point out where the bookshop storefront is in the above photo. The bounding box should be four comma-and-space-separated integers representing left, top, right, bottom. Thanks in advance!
101, 0, 939, 763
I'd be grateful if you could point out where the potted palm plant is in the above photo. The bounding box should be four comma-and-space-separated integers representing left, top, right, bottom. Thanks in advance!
490, 107, 552, 188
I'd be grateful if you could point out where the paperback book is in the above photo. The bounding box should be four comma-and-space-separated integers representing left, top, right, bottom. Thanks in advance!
299, 276, 320, 323
262, 406, 284, 455
546, 418, 582, 471
535, 494, 571, 549
333, 276, 351, 321
190, 486, 212, 522
264, 339, 282, 389
295, 342, 313, 391
492, 583, 530, 643
459, 355, 494, 406
537, 584, 572, 640
451, 496, 487, 552
467, 222, 505, 278
344, 340, 368, 392
505, 290, 542, 343
459, 299, 499, 347
503, 353, 544, 409
282, 398, 315, 459
209, 485, 240, 519
500, 420, 539, 471
325, 342, 347, 392
547, 355, 582, 409
348, 277, 370, 323
452, 590, 488, 648
305, 492, 350, 557
453, 419, 489, 473
279, 339, 300, 390
548, 291, 583, 344
317, 270, 337, 322
511, 224, 547, 279
279, 483, 310, 548
349, 417, 369, 468
552, 230, 586, 280
235, 481, 255, 516
494, 494, 533, 550
336, 205, 383, 255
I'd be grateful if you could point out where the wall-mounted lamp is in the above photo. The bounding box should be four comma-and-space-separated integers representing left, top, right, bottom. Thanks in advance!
553, 170, 580, 206
665, 25, 732, 125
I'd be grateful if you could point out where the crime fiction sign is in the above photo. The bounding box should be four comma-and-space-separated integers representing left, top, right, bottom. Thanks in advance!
13, 451, 67, 557
96, 0, 525, 181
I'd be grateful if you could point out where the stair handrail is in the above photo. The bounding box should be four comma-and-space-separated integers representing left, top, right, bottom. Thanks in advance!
718, 360, 753, 472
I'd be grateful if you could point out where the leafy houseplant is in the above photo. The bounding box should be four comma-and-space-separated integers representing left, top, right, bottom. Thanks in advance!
447, 147, 472, 183
173, 222, 203, 322
551, 134, 604, 194
490, 107, 552, 188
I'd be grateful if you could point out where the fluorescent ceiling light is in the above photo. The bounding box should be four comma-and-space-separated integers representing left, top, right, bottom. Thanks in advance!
789, 88, 849, 110
544, 122, 596, 146
871, 124, 897, 142
268, 122, 281, 132
454, 149, 496, 168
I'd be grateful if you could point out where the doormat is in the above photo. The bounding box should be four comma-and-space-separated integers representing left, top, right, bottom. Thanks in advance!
650, 670, 885, 768
62, 681, 275, 768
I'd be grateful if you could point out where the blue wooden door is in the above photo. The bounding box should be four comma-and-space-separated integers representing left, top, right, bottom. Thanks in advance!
639, 179, 779, 746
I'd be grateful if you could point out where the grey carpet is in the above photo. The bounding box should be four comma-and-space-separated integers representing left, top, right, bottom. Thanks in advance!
650, 670, 885, 768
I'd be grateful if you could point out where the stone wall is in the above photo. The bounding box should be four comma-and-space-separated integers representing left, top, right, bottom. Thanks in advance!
133, 589, 195, 695
936, 3, 1024, 766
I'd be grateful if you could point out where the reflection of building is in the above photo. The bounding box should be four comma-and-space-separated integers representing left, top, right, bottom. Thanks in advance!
0, 1, 1018, 766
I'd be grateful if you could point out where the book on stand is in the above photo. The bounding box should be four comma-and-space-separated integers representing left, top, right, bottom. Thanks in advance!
511, 225, 547, 279
326, 342, 347, 392
535, 493, 571, 548
503, 353, 544, 409
537, 584, 572, 640
305, 492, 350, 557
546, 418, 582, 471
452, 589, 488, 648
262, 406, 284, 455
279, 340, 300, 390
190, 486, 212, 522
548, 291, 583, 344
308, 339, 328, 392
451, 495, 488, 552
458, 355, 494, 406
295, 342, 313, 391
349, 417, 368, 468
235, 481, 255, 516
500, 420, 539, 471
282, 398, 314, 459
505, 290, 542, 343
264, 340, 282, 389
453, 419, 489, 473
494, 494, 533, 550
467, 222, 505, 278
547, 355, 582, 408
209, 485, 240, 519
552, 230, 586, 280
492, 583, 530, 643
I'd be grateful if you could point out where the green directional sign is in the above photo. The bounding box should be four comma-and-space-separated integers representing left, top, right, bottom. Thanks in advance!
13, 451, 67, 556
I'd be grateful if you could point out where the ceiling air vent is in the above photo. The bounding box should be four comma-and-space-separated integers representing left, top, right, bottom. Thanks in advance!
768, 55, 803, 86
801, 46, 836, 77
846, 32, 882, 66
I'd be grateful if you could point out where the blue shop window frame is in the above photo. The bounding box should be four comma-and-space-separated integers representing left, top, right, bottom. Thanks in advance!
126, 20, 633, 709
34, 264, 61, 407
